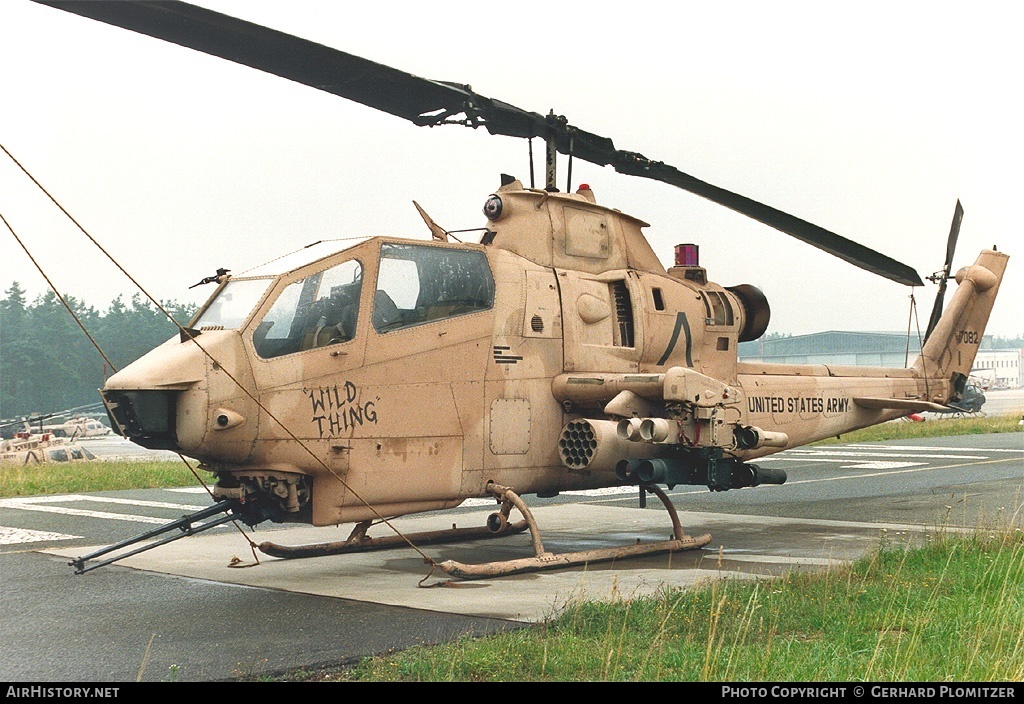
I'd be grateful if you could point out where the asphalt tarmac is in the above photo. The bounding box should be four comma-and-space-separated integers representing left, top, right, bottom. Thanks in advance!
1, 430, 1021, 682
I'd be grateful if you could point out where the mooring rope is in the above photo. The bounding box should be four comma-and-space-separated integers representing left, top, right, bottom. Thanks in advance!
0, 142, 438, 572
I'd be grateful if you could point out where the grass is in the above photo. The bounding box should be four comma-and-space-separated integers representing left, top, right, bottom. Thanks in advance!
0, 457, 202, 498
813, 412, 1022, 445
293, 530, 1024, 682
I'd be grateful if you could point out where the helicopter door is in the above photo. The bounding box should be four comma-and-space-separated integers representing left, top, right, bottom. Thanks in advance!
557, 270, 643, 372
249, 257, 367, 391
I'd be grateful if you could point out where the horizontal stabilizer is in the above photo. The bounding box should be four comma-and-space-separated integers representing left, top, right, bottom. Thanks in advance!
852, 397, 949, 412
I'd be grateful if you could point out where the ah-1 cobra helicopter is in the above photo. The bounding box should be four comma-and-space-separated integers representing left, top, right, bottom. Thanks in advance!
31, 1, 1008, 578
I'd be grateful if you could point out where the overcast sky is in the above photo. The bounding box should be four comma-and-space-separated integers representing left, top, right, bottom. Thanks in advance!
1, 0, 1020, 340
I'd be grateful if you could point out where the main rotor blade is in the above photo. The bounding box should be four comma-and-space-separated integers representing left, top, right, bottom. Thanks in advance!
32, 0, 519, 129
34, 0, 923, 286
611, 155, 924, 285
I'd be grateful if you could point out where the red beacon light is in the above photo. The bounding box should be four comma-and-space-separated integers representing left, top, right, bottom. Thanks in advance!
675, 243, 699, 267
574, 183, 596, 203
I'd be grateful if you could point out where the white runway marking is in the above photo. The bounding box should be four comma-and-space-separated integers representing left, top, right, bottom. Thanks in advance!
759, 457, 854, 463
0, 494, 204, 509
584, 445, 1014, 499
855, 445, 1022, 453
842, 461, 924, 470
0, 526, 80, 545
779, 450, 987, 460
0, 494, 209, 525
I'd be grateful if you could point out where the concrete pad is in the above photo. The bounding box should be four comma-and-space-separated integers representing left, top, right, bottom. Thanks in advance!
47, 505, 934, 622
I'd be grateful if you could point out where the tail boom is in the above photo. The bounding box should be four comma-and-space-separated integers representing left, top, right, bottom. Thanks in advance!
913, 249, 1009, 404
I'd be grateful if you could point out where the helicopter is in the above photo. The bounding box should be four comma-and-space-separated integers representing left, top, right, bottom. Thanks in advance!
27, 1, 1008, 578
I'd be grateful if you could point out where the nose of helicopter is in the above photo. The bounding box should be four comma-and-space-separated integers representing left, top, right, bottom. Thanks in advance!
100, 330, 257, 457
100, 334, 207, 451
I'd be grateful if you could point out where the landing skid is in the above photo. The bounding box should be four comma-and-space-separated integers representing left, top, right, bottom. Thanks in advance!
259, 482, 712, 579
258, 516, 531, 559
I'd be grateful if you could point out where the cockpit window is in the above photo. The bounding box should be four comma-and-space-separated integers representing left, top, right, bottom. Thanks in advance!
373, 244, 494, 333
253, 259, 363, 359
192, 279, 273, 330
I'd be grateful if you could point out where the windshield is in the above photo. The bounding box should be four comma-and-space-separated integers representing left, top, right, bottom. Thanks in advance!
192, 279, 273, 330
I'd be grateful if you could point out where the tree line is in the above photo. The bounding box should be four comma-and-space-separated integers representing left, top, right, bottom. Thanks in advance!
3, 281, 1019, 422
0, 282, 197, 419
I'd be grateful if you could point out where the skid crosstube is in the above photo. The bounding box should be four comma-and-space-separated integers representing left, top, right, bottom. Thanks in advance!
259, 482, 711, 579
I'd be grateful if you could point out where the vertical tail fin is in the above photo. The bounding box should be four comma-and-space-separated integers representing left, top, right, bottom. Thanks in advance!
913, 249, 1009, 401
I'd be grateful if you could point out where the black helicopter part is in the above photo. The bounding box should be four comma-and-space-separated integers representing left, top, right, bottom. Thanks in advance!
69, 499, 241, 574
100, 389, 180, 451
924, 200, 965, 341
33, 0, 923, 288
71, 481, 315, 573
616, 448, 787, 494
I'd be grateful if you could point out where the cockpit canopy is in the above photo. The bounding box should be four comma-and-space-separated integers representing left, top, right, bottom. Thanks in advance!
254, 258, 362, 358
189, 238, 495, 359
192, 278, 273, 331
372, 242, 493, 334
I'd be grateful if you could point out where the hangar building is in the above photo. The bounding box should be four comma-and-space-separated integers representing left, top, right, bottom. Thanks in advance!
738, 331, 1021, 388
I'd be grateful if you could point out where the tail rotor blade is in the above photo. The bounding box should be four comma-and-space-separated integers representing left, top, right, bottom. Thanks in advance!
944, 200, 964, 269
925, 200, 964, 340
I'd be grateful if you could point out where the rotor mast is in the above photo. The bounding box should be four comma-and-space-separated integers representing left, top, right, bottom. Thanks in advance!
545, 130, 557, 192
